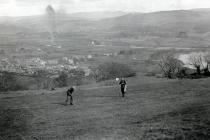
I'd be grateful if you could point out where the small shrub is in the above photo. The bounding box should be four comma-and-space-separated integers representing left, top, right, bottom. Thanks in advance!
55, 71, 68, 87
146, 72, 157, 77
68, 68, 85, 86
0, 72, 28, 91
118, 50, 135, 55
33, 70, 50, 89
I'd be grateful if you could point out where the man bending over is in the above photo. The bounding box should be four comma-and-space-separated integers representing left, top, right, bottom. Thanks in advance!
66, 86, 74, 105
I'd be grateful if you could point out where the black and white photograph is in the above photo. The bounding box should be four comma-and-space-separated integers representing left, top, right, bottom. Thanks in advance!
0, 0, 210, 139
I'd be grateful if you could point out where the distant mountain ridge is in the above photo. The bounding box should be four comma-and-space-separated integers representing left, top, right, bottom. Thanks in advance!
1, 8, 210, 36
67, 11, 127, 20
94, 9, 210, 35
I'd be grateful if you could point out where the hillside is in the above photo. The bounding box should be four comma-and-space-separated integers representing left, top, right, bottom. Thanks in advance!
0, 77, 210, 139
68, 11, 127, 20
1, 9, 210, 35
96, 9, 210, 36
0, 11, 127, 34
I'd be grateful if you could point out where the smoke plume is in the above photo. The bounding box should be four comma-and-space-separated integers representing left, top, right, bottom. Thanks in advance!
46, 5, 56, 45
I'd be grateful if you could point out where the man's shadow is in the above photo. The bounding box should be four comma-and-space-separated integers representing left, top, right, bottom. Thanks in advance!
51, 102, 67, 106
83, 95, 120, 98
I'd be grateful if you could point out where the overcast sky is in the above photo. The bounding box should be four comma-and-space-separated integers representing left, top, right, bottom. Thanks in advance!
1, 0, 210, 16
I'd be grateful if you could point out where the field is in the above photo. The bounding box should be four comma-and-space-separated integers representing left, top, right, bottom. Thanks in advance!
1, 76, 210, 140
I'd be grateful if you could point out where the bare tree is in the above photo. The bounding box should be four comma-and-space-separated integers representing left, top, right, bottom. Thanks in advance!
188, 53, 205, 75
158, 54, 183, 78
203, 52, 210, 74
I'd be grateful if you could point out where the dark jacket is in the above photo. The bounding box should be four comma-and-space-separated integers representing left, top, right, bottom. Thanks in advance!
119, 79, 126, 86
119, 79, 126, 93
67, 87, 74, 96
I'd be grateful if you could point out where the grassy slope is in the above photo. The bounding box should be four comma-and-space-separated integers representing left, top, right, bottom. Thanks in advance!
0, 77, 210, 140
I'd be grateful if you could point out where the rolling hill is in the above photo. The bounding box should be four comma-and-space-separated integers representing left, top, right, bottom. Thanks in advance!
1, 8, 210, 38
1, 8, 210, 53
95, 9, 210, 36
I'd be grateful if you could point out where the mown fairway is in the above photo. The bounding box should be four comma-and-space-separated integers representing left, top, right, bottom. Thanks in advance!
1, 77, 210, 140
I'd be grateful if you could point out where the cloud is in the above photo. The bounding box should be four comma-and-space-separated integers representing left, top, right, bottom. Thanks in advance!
0, 0, 12, 4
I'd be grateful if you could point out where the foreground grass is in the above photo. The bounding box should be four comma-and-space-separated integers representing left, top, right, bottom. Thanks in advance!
0, 77, 210, 140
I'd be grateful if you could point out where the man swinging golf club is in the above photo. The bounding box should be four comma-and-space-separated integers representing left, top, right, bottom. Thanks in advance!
66, 86, 75, 105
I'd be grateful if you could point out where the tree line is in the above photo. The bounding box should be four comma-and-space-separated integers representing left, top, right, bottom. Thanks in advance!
159, 52, 210, 79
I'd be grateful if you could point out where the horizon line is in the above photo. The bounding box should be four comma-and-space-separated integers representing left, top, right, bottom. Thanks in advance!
0, 7, 210, 18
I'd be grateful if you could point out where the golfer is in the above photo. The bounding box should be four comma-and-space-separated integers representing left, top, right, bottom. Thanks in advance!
66, 86, 75, 105
119, 78, 127, 97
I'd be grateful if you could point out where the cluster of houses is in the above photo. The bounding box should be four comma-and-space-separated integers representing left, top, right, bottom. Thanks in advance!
0, 51, 96, 77
0, 57, 77, 75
